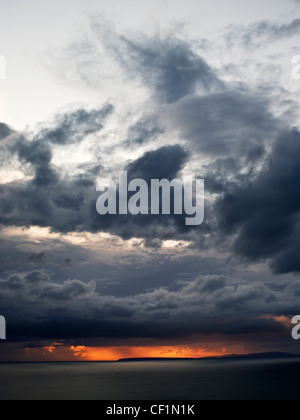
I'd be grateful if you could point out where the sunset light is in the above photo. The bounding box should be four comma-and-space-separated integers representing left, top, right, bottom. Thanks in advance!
1, 0, 300, 402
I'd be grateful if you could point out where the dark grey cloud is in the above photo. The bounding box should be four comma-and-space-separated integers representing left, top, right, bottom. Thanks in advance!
33, 104, 113, 146
2, 15, 300, 360
90, 144, 195, 241
0, 104, 114, 233
226, 19, 300, 48
215, 128, 300, 273
0, 270, 295, 342
166, 91, 277, 158
92, 22, 223, 104
0, 123, 14, 140
0, 126, 195, 245
20, 252, 50, 266
61, 258, 73, 268
118, 36, 222, 103
0, 94, 296, 274
127, 144, 189, 181
13, 104, 112, 187
0, 231, 225, 299
39, 278, 96, 302
125, 115, 164, 146
1, 25, 299, 279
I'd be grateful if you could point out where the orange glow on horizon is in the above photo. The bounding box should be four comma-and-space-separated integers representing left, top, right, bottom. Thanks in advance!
21, 341, 252, 362
17, 341, 259, 363
52, 345, 229, 361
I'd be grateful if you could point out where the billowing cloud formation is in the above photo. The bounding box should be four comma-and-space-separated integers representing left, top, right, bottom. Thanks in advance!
15, 104, 113, 186
92, 22, 223, 103
125, 114, 164, 146
0, 123, 14, 140
33, 105, 113, 146
1, 13, 300, 357
127, 145, 189, 181
0, 134, 192, 244
0, 22, 300, 275
165, 91, 277, 158
216, 129, 300, 274
0, 270, 296, 341
0, 104, 112, 229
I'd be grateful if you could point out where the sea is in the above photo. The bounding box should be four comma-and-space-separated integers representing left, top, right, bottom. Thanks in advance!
0, 358, 300, 400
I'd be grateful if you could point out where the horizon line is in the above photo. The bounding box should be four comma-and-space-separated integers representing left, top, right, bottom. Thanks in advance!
1, 351, 300, 364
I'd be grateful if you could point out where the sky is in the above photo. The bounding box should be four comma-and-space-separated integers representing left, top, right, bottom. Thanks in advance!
1, 0, 300, 361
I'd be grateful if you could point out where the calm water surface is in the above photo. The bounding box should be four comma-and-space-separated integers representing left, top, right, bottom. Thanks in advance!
0, 358, 299, 400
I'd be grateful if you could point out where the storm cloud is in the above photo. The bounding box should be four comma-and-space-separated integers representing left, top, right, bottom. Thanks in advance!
127, 144, 189, 181
0, 123, 14, 140
0, 24, 299, 273
165, 91, 277, 158
216, 128, 300, 273
92, 22, 223, 103
1, 8, 300, 358
0, 270, 296, 341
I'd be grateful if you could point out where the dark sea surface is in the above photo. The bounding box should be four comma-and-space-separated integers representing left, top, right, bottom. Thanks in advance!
0, 358, 300, 400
